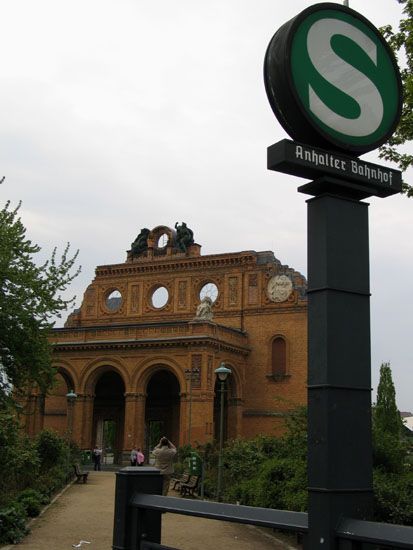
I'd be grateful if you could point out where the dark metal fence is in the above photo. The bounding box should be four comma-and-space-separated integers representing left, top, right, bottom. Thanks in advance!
112, 468, 413, 550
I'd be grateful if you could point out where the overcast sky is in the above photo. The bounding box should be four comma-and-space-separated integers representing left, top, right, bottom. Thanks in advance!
1, 0, 412, 411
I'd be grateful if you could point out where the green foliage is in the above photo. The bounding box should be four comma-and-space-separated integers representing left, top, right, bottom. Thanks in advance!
373, 469, 413, 525
16, 489, 43, 517
35, 429, 68, 469
380, 1, 413, 196
0, 502, 28, 544
0, 411, 40, 506
200, 402, 413, 526
374, 362, 404, 436
372, 426, 407, 474
0, 200, 79, 405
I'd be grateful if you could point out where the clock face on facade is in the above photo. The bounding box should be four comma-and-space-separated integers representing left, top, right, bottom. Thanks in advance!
267, 275, 293, 302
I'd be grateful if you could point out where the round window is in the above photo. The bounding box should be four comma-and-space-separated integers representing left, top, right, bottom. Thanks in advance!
157, 233, 169, 248
106, 289, 122, 311
200, 282, 218, 303
152, 286, 169, 309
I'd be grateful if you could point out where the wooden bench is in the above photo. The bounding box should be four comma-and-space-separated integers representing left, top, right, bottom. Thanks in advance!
180, 475, 200, 497
171, 472, 190, 491
73, 464, 89, 484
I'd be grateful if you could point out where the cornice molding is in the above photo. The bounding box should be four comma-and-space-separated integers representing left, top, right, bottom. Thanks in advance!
52, 335, 250, 356
95, 251, 258, 277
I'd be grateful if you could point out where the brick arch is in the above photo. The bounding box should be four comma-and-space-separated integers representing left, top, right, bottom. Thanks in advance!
80, 357, 130, 394
52, 361, 78, 392
131, 356, 185, 394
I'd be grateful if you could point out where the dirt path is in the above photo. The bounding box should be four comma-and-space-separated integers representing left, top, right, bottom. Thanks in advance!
4, 472, 298, 550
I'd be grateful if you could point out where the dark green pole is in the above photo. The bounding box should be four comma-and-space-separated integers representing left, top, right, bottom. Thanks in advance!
217, 379, 225, 502
305, 186, 373, 548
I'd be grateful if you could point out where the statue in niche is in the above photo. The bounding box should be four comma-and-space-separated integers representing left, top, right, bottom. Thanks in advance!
175, 222, 194, 252
194, 296, 213, 321
131, 228, 150, 256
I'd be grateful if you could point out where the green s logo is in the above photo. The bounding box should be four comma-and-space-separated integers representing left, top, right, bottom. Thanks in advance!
264, 3, 402, 155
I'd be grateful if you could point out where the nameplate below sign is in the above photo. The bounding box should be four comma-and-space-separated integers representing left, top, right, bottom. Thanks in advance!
267, 139, 402, 198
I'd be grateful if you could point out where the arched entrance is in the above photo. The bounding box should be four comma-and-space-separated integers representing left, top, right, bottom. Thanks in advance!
93, 371, 125, 464
145, 369, 180, 454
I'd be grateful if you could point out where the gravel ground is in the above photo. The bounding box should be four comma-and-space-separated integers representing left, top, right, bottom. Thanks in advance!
2, 471, 299, 550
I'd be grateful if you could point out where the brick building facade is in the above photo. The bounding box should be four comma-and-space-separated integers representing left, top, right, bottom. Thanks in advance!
25, 224, 307, 462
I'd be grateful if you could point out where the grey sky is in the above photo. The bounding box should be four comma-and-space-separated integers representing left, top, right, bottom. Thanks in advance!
1, 0, 412, 410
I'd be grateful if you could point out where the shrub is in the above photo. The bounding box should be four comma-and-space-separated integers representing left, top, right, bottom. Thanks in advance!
0, 412, 40, 505
35, 429, 67, 470
372, 428, 407, 474
16, 489, 43, 517
373, 469, 413, 525
0, 502, 28, 544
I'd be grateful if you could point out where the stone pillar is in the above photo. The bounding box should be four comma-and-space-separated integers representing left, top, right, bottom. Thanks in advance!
123, 392, 146, 452
77, 394, 94, 450
179, 391, 189, 447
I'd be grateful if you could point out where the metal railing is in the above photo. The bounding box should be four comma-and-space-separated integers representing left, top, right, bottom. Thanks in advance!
112, 468, 413, 550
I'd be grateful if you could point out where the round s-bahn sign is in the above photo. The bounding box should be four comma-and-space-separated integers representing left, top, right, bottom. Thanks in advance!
264, 3, 402, 156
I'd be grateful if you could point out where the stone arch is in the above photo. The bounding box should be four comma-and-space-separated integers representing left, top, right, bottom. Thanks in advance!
132, 356, 186, 394
43, 362, 78, 436
149, 225, 176, 252
80, 357, 130, 395
74, 358, 129, 465
137, 360, 182, 453
52, 361, 78, 391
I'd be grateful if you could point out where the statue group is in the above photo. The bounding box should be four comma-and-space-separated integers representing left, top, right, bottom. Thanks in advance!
131, 228, 150, 257
130, 223, 194, 258
175, 222, 194, 252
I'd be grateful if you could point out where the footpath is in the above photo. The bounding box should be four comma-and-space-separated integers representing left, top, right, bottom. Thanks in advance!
5, 471, 298, 550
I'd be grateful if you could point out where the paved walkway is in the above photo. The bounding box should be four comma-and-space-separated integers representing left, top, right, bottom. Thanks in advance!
4, 471, 299, 550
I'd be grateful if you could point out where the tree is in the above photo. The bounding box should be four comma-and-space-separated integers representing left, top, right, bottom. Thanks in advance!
0, 201, 80, 406
380, 0, 413, 196
374, 362, 404, 436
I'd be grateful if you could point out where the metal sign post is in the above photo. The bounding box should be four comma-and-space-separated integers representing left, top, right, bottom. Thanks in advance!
264, 3, 403, 547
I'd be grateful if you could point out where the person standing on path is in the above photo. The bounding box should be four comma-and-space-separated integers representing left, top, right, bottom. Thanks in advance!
137, 448, 145, 466
130, 447, 138, 466
92, 446, 102, 471
153, 437, 176, 495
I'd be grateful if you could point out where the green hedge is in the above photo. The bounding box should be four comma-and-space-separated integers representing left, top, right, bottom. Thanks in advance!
0, 411, 80, 543
192, 406, 413, 526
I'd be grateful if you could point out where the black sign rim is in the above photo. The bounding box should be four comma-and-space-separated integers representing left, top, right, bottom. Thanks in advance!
264, 2, 403, 156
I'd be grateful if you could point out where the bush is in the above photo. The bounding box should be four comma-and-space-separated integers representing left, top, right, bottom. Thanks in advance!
0, 412, 40, 506
0, 502, 28, 544
35, 429, 68, 470
16, 489, 43, 517
373, 469, 413, 525
372, 428, 407, 474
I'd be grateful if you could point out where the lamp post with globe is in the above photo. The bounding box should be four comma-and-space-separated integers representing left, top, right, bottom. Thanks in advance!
65, 389, 77, 476
214, 363, 231, 502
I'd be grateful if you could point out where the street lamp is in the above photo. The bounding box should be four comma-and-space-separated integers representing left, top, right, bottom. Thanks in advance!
65, 389, 77, 478
66, 389, 77, 438
214, 362, 231, 502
